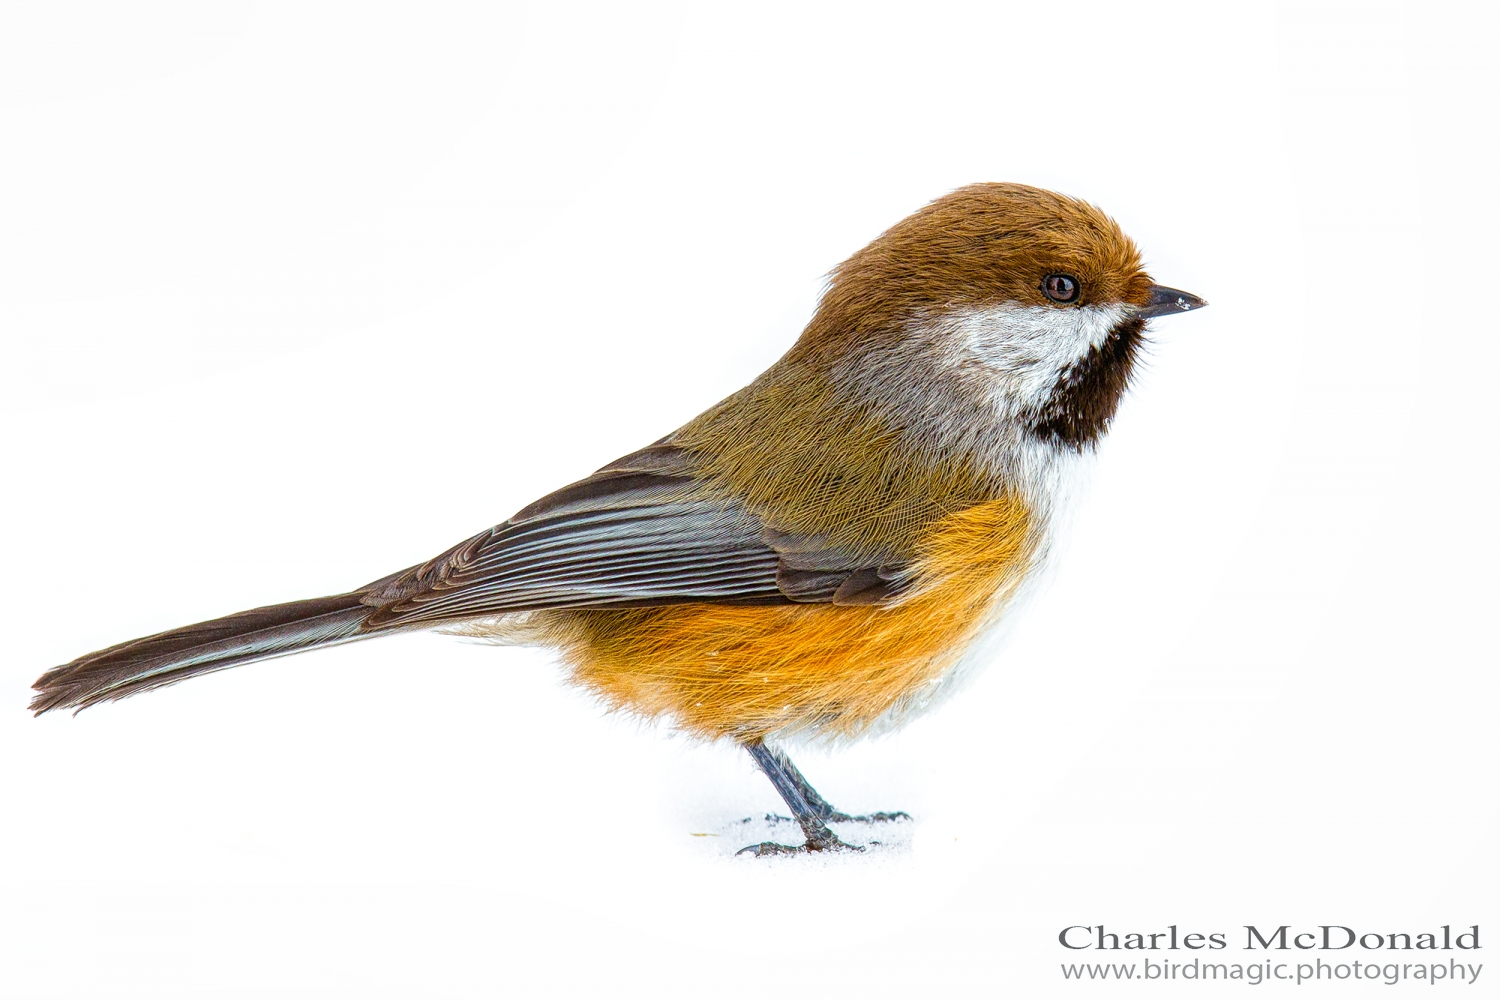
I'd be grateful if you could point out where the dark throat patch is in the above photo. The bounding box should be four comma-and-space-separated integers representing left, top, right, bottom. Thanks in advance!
1029, 314, 1146, 450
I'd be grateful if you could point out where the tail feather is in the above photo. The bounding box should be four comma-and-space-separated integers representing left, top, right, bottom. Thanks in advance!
30, 593, 377, 715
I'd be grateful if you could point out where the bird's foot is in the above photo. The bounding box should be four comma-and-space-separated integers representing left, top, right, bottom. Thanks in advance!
736, 834, 867, 857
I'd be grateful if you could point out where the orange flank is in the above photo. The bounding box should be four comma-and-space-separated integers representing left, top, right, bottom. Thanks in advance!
500, 495, 1034, 741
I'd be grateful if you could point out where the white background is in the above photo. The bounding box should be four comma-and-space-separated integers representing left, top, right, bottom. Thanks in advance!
2, 2, 1496, 997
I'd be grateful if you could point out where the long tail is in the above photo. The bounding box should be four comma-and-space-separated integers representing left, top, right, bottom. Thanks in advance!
30, 592, 380, 715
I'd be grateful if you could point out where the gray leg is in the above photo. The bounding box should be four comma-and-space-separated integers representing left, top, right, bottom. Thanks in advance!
770, 745, 910, 824
738, 741, 860, 856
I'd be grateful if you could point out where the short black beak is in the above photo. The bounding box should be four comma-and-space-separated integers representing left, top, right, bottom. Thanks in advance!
1137, 284, 1207, 319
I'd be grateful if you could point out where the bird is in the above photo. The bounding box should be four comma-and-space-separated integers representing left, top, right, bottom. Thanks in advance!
31, 182, 1206, 855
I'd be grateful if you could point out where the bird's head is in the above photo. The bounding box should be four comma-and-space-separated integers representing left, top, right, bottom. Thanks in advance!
800, 182, 1206, 450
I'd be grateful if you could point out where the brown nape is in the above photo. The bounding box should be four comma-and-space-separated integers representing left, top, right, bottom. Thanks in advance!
801, 182, 1155, 350
1031, 314, 1149, 450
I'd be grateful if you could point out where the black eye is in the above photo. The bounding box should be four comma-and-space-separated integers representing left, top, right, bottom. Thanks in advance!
1043, 273, 1080, 303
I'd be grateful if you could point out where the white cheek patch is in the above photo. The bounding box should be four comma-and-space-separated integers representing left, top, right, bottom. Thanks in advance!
946, 302, 1130, 410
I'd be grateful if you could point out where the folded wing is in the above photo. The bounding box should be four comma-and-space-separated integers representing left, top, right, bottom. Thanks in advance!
360, 442, 910, 627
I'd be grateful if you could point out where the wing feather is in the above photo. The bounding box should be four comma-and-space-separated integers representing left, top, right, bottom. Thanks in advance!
359, 444, 910, 627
